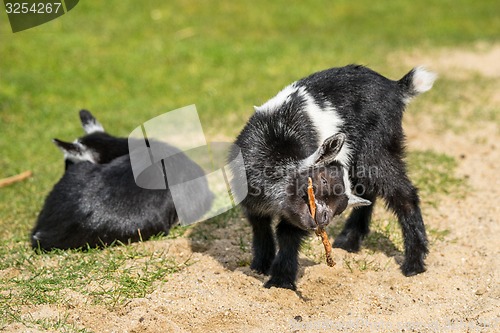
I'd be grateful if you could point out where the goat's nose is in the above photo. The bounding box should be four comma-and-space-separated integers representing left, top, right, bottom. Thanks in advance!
315, 205, 331, 228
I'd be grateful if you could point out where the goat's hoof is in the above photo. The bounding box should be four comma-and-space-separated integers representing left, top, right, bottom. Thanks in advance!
401, 260, 426, 276
264, 277, 296, 290
250, 260, 272, 275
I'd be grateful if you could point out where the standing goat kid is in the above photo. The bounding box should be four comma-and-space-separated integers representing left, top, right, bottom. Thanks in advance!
233, 65, 436, 290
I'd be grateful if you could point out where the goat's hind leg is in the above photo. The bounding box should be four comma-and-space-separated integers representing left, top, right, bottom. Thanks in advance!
247, 213, 276, 275
383, 173, 428, 276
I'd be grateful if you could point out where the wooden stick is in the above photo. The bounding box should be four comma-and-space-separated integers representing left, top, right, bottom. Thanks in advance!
0, 170, 32, 188
307, 177, 335, 267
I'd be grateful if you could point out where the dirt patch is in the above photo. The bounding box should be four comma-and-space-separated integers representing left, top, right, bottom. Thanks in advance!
3, 46, 500, 333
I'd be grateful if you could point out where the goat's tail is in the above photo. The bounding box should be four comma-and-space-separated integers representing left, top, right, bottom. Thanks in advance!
398, 66, 437, 103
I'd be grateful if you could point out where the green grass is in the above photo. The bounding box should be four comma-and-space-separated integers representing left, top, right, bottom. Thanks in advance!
408, 150, 466, 205
0, 240, 184, 330
6, 311, 93, 333
343, 255, 392, 273
0, 0, 498, 330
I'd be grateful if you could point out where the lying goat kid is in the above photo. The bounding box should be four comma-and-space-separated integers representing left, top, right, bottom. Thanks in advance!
32, 110, 212, 250
233, 65, 436, 289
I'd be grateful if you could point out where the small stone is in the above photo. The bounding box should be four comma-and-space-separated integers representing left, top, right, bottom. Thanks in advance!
475, 288, 486, 296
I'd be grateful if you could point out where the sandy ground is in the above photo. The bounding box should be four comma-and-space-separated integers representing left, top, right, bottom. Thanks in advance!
4, 45, 499, 333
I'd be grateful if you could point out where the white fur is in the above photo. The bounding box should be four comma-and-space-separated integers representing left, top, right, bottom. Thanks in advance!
342, 167, 353, 196
255, 84, 349, 167
61, 141, 97, 164
82, 120, 104, 134
298, 87, 352, 167
412, 66, 437, 94
256, 84, 356, 196
254, 83, 298, 113
296, 87, 354, 194
64, 150, 97, 164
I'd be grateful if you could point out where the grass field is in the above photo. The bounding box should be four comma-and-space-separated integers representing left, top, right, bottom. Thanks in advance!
1, 0, 499, 331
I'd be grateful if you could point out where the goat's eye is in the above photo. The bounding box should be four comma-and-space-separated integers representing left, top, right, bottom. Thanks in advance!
320, 176, 328, 187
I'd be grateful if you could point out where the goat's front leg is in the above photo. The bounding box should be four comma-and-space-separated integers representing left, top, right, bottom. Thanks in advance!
264, 219, 308, 290
247, 213, 276, 275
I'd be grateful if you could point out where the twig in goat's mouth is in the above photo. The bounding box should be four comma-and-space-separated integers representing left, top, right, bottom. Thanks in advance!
307, 177, 335, 267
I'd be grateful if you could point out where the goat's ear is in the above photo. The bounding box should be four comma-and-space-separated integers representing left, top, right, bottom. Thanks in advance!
79, 109, 104, 134
52, 138, 80, 155
313, 133, 346, 167
347, 193, 371, 208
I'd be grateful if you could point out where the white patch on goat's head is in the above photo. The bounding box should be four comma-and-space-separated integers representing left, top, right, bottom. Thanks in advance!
412, 66, 437, 94
254, 83, 299, 113
297, 86, 352, 168
82, 120, 104, 134
71, 141, 98, 163
53, 139, 98, 164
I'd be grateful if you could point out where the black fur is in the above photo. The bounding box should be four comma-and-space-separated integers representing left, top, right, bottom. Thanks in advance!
32, 155, 177, 250
77, 132, 129, 164
32, 110, 213, 250
233, 65, 435, 289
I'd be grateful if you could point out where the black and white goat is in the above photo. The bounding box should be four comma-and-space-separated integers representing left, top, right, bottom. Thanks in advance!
32, 110, 212, 250
233, 65, 436, 289
53, 110, 130, 169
